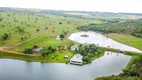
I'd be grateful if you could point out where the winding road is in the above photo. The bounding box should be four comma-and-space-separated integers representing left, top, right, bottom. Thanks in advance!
0, 26, 53, 56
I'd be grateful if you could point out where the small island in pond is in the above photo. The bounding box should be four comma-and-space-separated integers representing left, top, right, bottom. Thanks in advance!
81, 34, 89, 37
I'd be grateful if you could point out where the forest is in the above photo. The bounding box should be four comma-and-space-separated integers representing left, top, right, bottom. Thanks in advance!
77, 19, 142, 38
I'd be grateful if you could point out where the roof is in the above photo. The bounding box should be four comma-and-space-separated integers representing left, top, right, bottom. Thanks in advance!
33, 47, 43, 52
64, 55, 69, 58
70, 54, 83, 63
56, 35, 60, 40
71, 45, 79, 50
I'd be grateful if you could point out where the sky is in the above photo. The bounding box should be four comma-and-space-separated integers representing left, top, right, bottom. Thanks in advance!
0, 0, 142, 13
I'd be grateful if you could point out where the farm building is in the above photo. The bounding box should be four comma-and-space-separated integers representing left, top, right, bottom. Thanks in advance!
56, 35, 60, 40
70, 54, 83, 65
32, 47, 43, 52
64, 55, 69, 59
71, 45, 79, 51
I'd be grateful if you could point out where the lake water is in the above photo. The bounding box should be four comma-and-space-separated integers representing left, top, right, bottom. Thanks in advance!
0, 52, 131, 80
68, 31, 142, 53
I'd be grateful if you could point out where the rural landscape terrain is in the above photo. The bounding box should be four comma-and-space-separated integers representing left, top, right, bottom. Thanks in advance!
0, 7, 142, 80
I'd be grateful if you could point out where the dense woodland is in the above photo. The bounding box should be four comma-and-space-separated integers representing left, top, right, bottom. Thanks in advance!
77, 19, 142, 38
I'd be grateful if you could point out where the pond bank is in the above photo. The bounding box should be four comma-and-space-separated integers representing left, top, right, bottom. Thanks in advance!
0, 46, 140, 64
95, 53, 142, 80
0, 51, 131, 80
68, 31, 142, 53
0, 46, 118, 64
0, 51, 71, 63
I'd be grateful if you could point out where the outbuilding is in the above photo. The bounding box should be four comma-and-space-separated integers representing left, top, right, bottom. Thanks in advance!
64, 55, 69, 59
70, 54, 83, 65
71, 45, 79, 51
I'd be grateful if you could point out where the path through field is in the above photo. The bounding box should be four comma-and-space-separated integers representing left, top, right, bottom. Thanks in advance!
0, 26, 53, 56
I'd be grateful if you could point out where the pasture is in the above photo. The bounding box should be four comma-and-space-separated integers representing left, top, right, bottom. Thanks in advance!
106, 33, 142, 50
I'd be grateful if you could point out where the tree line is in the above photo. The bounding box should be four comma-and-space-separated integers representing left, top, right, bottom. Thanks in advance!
77, 19, 142, 38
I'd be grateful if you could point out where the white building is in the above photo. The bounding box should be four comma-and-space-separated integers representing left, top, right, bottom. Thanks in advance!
56, 35, 60, 40
32, 47, 43, 52
71, 45, 79, 51
70, 54, 83, 65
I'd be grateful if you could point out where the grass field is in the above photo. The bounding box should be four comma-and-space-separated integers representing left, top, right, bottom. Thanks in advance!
0, 51, 72, 63
106, 33, 142, 50
1, 10, 141, 64
0, 46, 120, 63
0, 11, 104, 63
0, 11, 101, 49
0, 11, 91, 46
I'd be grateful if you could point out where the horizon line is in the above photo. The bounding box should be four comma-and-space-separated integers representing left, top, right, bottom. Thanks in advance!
1, 6, 142, 14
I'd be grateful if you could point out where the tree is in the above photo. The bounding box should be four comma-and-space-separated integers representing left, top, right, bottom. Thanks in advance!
0, 18, 3, 22
59, 34, 65, 39
41, 48, 49, 56
33, 45, 38, 49
45, 27, 48, 30
59, 22, 62, 24
16, 26, 25, 33
83, 56, 89, 62
78, 47, 86, 56
24, 48, 33, 54
52, 30, 54, 33
2, 33, 9, 40
36, 29, 40, 32
48, 46, 52, 50
21, 37, 24, 41
41, 46, 56, 57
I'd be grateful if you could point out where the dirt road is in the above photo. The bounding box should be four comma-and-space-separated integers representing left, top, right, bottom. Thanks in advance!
0, 26, 53, 56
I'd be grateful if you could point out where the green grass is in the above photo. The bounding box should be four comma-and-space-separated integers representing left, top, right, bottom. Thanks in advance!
43, 51, 72, 63
0, 11, 97, 47
0, 11, 103, 52
0, 51, 72, 63
106, 33, 142, 50
95, 75, 139, 80
0, 11, 104, 64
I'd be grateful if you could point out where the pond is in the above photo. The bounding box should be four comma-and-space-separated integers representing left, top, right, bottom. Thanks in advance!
68, 31, 142, 53
0, 52, 131, 80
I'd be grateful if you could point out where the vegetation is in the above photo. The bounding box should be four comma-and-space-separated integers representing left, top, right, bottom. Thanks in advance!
77, 19, 142, 38
95, 52, 142, 80
106, 33, 142, 50
70, 44, 116, 64
59, 34, 65, 39
41, 46, 56, 56
24, 48, 34, 54
96, 75, 139, 80
40, 10, 141, 20
1, 33, 9, 40
0, 8, 142, 80
0, 51, 71, 63
0, 10, 99, 52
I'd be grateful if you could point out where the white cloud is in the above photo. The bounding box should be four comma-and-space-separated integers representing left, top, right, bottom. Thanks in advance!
0, 0, 142, 13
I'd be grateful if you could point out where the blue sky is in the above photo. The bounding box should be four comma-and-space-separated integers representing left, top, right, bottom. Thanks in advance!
0, 0, 142, 13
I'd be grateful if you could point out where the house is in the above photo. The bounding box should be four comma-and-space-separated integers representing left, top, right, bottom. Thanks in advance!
32, 47, 43, 53
70, 54, 83, 65
56, 35, 60, 40
71, 45, 79, 51
64, 55, 69, 59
